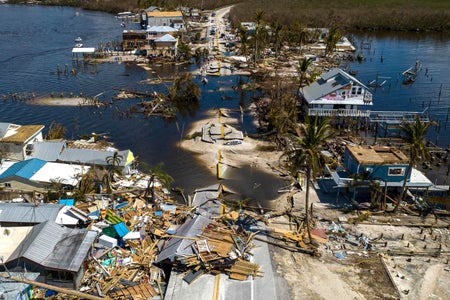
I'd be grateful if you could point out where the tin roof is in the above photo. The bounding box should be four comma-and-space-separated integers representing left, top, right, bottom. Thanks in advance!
156, 34, 177, 42
0, 203, 63, 224
30, 161, 89, 186
301, 68, 370, 104
146, 25, 178, 32
156, 215, 212, 263
59, 148, 133, 167
0, 124, 44, 143
6, 221, 97, 272
0, 158, 46, 180
31, 140, 66, 161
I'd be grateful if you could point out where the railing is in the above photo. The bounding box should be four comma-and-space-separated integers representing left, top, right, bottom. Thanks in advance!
369, 109, 430, 124
308, 108, 370, 117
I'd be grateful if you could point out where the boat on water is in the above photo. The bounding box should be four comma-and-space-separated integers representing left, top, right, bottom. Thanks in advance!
74, 37, 82, 42
74, 43, 83, 48
402, 60, 422, 84
206, 61, 220, 74
116, 12, 136, 19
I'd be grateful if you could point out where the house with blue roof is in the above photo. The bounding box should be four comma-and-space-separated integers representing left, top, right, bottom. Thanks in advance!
0, 158, 46, 191
0, 158, 89, 193
298, 68, 373, 118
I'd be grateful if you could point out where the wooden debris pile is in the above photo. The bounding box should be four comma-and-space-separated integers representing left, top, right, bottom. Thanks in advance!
173, 221, 264, 283
77, 198, 194, 299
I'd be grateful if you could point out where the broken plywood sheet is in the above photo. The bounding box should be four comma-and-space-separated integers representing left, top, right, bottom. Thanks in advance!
108, 282, 158, 299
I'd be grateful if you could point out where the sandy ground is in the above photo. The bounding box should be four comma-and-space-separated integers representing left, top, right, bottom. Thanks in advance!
179, 110, 450, 300
30, 96, 105, 106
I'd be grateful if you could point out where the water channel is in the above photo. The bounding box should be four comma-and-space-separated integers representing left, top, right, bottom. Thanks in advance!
0, 5, 449, 201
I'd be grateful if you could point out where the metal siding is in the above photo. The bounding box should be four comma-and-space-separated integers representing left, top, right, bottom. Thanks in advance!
0, 203, 63, 224
31, 140, 66, 161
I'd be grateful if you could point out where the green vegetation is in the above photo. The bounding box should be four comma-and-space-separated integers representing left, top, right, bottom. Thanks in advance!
8, 0, 448, 32
228, 0, 450, 32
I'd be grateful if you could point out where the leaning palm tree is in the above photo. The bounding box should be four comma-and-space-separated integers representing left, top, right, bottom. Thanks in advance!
281, 115, 332, 242
141, 161, 174, 203
394, 115, 435, 212
298, 56, 315, 90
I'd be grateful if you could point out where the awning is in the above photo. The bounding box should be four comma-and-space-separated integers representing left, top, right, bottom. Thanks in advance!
72, 47, 96, 53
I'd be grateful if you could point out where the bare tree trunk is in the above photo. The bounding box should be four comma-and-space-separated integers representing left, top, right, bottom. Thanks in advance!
394, 161, 413, 213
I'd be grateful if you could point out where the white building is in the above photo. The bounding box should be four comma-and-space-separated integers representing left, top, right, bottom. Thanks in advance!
0, 122, 44, 161
299, 68, 373, 117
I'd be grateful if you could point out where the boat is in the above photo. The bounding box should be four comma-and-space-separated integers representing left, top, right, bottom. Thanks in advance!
120, 22, 126, 27
74, 37, 82, 42
74, 43, 83, 48
206, 61, 220, 74
402, 60, 422, 84
116, 12, 136, 19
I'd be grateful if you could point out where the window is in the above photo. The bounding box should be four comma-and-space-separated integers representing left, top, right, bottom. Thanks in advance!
388, 167, 405, 176
4, 183, 11, 187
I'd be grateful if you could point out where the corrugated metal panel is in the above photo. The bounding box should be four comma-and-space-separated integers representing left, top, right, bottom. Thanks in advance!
302, 68, 369, 103
6, 221, 96, 272
0, 158, 46, 180
0, 272, 39, 300
147, 25, 178, 32
155, 215, 212, 263
31, 140, 66, 161
59, 149, 131, 167
0, 203, 63, 224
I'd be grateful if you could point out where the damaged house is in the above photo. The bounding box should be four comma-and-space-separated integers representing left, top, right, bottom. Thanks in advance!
299, 68, 373, 118
0, 221, 96, 289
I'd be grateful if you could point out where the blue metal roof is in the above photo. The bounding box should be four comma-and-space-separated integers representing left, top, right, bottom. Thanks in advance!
0, 158, 46, 180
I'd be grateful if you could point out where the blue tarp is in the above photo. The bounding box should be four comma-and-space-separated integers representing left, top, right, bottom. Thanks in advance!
114, 222, 130, 237
59, 198, 75, 206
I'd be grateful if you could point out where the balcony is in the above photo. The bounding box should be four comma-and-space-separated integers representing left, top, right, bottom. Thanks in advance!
307, 108, 371, 117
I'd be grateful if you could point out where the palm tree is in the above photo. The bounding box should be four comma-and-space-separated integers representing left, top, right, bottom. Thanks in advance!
253, 10, 265, 65
141, 161, 174, 202
298, 56, 315, 90
325, 27, 341, 55
281, 115, 332, 242
238, 24, 249, 58
394, 115, 435, 212
270, 22, 283, 58
105, 151, 123, 192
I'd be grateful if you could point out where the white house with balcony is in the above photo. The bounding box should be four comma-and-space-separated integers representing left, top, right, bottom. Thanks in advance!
299, 68, 373, 117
